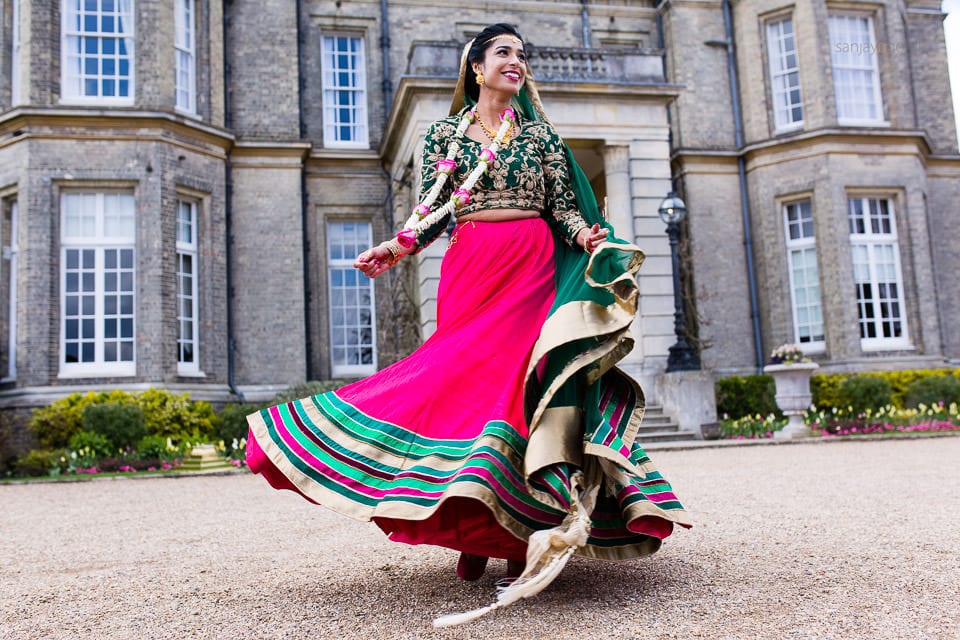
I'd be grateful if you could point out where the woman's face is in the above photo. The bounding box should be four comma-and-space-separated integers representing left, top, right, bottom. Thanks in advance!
478, 38, 526, 95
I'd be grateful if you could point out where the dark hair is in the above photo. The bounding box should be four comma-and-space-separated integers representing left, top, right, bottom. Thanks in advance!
464, 23, 525, 102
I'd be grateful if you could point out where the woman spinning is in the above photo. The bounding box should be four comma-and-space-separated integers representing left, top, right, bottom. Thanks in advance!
247, 23, 690, 624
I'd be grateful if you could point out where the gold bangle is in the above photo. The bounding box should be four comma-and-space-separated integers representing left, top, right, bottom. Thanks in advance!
383, 239, 403, 265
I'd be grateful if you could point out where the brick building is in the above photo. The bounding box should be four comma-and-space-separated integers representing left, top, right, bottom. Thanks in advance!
0, 1, 957, 435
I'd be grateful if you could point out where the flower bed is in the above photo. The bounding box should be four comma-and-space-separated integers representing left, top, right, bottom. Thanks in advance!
720, 402, 960, 440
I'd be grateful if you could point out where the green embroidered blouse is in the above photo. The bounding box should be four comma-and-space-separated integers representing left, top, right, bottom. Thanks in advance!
412, 111, 590, 251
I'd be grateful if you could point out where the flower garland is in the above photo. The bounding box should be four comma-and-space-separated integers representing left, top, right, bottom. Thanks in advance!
395, 107, 516, 249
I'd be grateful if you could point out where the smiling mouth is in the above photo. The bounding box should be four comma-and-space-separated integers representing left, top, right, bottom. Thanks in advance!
503, 71, 522, 82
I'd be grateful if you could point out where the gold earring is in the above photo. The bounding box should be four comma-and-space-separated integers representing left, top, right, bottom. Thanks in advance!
475, 69, 484, 86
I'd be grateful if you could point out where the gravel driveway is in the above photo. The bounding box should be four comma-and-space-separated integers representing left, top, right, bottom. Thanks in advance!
2, 436, 958, 640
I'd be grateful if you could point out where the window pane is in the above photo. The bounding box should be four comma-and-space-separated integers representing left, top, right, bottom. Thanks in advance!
849, 198, 907, 345
63, 0, 134, 100
322, 35, 368, 145
327, 221, 375, 373
783, 200, 823, 345
60, 191, 136, 371
767, 17, 804, 129
829, 14, 882, 122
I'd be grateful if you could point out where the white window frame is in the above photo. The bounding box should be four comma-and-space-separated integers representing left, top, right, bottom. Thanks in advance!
321, 34, 369, 148
59, 192, 137, 377
828, 13, 886, 126
326, 221, 376, 376
766, 16, 804, 132
174, 0, 196, 114
61, 0, 136, 105
11, 0, 21, 106
848, 196, 910, 351
782, 199, 824, 351
1, 199, 18, 382
176, 199, 200, 375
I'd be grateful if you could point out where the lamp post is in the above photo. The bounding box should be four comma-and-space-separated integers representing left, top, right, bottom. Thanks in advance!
658, 192, 700, 372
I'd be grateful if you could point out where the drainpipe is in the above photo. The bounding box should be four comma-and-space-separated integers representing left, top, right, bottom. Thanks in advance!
720, 0, 764, 372
580, 0, 592, 48
296, 0, 314, 380
222, 0, 245, 401
381, 0, 393, 112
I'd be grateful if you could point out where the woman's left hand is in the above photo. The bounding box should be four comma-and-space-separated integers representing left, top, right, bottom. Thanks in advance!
578, 223, 609, 254
354, 244, 395, 278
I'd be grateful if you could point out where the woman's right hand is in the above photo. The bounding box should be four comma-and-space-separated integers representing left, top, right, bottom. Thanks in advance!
354, 244, 395, 279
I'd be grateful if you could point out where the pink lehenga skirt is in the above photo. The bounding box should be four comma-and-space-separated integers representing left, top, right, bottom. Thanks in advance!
247, 218, 688, 562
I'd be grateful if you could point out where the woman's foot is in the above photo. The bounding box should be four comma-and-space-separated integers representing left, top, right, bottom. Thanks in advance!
456, 553, 489, 581
506, 559, 526, 579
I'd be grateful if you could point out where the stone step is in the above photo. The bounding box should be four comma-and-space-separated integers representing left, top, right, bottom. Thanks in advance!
635, 429, 701, 443
634, 405, 701, 443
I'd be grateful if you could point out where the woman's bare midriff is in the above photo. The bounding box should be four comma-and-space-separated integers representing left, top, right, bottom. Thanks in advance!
457, 208, 540, 223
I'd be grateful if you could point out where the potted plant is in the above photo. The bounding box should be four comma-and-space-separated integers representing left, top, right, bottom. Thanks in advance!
764, 343, 818, 439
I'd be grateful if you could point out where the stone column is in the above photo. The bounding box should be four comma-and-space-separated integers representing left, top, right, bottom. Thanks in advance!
616, 137, 676, 398
602, 144, 633, 245
602, 144, 645, 376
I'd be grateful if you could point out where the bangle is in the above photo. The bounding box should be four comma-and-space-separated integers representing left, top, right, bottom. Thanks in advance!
383, 239, 403, 265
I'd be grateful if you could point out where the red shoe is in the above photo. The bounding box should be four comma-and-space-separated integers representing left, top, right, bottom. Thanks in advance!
456, 553, 489, 581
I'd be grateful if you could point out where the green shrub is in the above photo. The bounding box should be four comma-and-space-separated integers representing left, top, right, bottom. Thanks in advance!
837, 375, 892, 415
83, 403, 147, 450
0, 414, 16, 476
30, 391, 134, 448
67, 430, 115, 466
904, 375, 960, 409
217, 403, 265, 451
13, 448, 69, 477
715, 375, 781, 420
810, 373, 849, 412
136, 434, 181, 462
273, 380, 349, 404
133, 388, 218, 440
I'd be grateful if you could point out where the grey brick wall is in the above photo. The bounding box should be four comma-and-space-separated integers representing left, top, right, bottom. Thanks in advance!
226, 0, 300, 140
1, 132, 228, 388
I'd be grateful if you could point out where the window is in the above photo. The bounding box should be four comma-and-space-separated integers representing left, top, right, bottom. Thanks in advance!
327, 222, 376, 376
176, 199, 199, 373
174, 0, 195, 113
848, 197, 909, 349
321, 35, 369, 147
1, 199, 18, 381
60, 192, 136, 376
11, 0, 21, 105
766, 16, 803, 131
782, 200, 824, 348
62, 0, 135, 104
828, 14, 884, 124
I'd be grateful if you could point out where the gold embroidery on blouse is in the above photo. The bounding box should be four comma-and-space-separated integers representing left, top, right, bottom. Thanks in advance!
415, 115, 589, 249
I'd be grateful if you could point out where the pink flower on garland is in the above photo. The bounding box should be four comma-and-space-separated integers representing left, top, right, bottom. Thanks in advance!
412, 203, 430, 219
396, 228, 418, 249
452, 188, 472, 207
436, 159, 457, 175
500, 107, 516, 123
479, 148, 497, 164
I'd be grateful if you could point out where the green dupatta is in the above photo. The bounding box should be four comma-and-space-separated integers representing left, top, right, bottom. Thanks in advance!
494, 88, 649, 482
